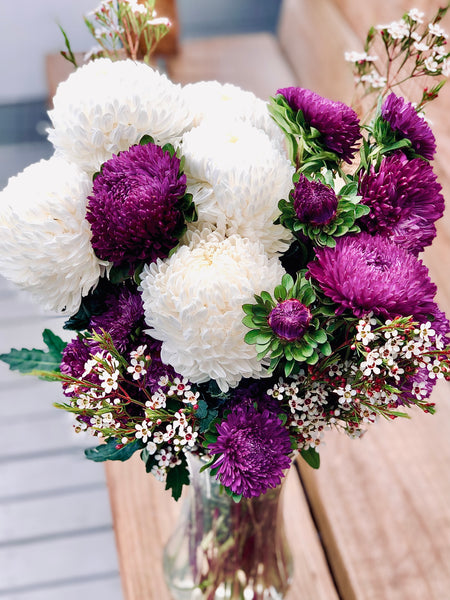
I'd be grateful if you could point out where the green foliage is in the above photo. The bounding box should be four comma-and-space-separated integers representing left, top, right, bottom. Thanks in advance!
195, 399, 219, 433
278, 175, 370, 248
85, 438, 143, 462
59, 25, 78, 68
165, 453, 190, 501
300, 447, 320, 469
242, 274, 331, 376
269, 94, 344, 171
0, 329, 67, 378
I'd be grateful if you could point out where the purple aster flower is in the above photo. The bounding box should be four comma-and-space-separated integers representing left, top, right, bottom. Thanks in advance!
60, 337, 99, 397
86, 142, 187, 267
293, 175, 338, 226
90, 286, 144, 352
268, 299, 312, 342
209, 405, 292, 498
381, 93, 436, 160
359, 152, 444, 254
277, 87, 361, 162
308, 232, 438, 321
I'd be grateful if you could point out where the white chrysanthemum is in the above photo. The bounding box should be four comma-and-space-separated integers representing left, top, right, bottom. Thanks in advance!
140, 230, 285, 392
182, 80, 287, 154
180, 119, 295, 256
48, 58, 193, 175
0, 156, 104, 313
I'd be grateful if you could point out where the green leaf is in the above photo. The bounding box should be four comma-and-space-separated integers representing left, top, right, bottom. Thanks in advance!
0, 342, 63, 376
281, 273, 294, 290
42, 329, 67, 357
139, 134, 155, 146
242, 314, 257, 328
300, 447, 320, 469
260, 291, 274, 306
244, 330, 261, 345
165, 454, 190, 501
319, 341, 332, 356
85, 438, 143, 462
308, 329, 327, 344
274, 285, 287, 301
58, 25, 78, 68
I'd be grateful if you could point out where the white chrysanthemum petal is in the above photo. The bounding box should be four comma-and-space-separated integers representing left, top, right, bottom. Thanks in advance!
181, 119, 295, 256
48, 58, 193, 175
140, 230, 285, 391
182, 80, 287, 154
0, 156, 104, 313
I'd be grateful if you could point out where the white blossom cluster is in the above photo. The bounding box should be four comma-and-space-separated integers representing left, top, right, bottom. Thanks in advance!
267, 376, 330, 451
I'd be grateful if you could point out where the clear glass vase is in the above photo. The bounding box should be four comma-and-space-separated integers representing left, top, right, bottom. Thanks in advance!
163, 453, 293, 600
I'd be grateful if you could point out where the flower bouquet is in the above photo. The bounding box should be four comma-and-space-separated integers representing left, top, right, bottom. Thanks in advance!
1, 3, 450, 599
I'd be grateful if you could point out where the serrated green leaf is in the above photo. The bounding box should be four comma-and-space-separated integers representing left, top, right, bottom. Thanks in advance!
85, 438, 142, 462
165, 454, 190, 501
0, 347, 61, 375
300, 447, 320, 469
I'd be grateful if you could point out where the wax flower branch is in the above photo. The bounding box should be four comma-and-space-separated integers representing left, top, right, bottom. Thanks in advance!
0, 6, 449, 502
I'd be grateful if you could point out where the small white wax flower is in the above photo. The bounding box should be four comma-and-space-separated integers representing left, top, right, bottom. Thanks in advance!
408, 8, 424, 23
344, 51, 378, 62
429, 23, 448, 39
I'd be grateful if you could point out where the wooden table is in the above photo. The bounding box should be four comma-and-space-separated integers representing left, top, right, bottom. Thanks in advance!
105, 1, 450, 598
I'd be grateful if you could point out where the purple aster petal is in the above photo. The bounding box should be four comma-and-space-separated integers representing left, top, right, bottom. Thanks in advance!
293, 175, 338, 226
307, 232, 439, 321
381, 93, 436, 160
359, 152, 444, 254
90, 286, 144, 352
209, 405, 292, 498
60, 337, 100, 397
86, 142, 187, 267
277, 87, 361, 162
268, 299, 312, 341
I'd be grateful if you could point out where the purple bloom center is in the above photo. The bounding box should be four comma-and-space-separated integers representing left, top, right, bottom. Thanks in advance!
277, 87, 361, 163
293, 175, 338, 226
308, 232, 439, 322
268, 299, 312, 342
209, 406, 292, 498
381, 93, 436, 160
86, 142, 187, 267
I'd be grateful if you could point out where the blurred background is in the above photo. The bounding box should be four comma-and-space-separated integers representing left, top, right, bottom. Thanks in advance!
0, 0, 282, 187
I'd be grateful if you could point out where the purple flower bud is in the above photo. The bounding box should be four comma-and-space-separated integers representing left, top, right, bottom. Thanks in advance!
268, 299, 312, 342
293, 175, 338, 226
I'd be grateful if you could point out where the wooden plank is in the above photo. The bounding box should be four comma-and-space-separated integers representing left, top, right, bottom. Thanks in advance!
277, 0, 359, 102
0, 487, 113, 544
4, 575, 123, 600
166, 32, 298, 101
0, 452, 106, 500
0, 530, 120, 592
299, 379, 450, 600
106, 456, 340, 600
